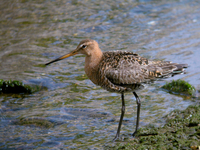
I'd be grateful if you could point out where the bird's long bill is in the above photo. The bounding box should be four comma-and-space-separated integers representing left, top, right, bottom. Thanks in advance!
45, 49, 78, 65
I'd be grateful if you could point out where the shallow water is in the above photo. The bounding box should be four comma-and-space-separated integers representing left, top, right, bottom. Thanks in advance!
0, 0, 200, 149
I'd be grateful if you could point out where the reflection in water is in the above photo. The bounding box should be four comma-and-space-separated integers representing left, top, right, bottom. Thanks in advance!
0, 0, 200, 149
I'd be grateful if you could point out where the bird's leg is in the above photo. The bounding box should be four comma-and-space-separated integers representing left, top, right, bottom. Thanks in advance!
132, 92, 141, 136
113, 93, 125, 141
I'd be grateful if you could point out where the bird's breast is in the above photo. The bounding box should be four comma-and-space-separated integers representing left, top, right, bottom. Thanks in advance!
84, 66, 100, 85
84, 53, 103, 85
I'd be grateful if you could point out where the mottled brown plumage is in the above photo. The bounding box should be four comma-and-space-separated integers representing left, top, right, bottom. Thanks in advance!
96, 51, 187, 93
45, 39, 187, 140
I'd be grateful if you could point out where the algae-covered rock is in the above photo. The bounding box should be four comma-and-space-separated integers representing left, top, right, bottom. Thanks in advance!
0, 79, 40, 94
13, 117, 59, 128
162, 79, 196, 96
106, 105, 200, 150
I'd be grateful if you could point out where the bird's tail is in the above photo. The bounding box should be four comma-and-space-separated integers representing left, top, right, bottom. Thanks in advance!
172, 63, 188, 74
159, 63, 188, 78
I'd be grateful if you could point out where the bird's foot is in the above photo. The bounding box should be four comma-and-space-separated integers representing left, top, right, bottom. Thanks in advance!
132, 130, 138, 137
112, 134, 121, 142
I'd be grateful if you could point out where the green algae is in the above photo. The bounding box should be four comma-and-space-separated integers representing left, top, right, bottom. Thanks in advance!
33, 64, 46, 68
106, 105, 200, 150
162, 79, 196, 96
35, 37, 57, 47
14, 117, 56, 128
0, 79, 40, 94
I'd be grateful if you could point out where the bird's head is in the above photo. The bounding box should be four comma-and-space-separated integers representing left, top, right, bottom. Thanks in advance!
45, 39, 100, 65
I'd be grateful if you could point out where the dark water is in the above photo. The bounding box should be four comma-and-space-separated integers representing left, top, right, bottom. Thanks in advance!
0, 0, 200, 149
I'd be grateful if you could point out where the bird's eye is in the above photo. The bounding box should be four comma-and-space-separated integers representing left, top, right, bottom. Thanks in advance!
81, 45, 87, 49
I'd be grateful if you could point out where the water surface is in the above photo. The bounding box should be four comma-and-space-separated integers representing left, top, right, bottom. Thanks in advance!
0, 0, 200, 149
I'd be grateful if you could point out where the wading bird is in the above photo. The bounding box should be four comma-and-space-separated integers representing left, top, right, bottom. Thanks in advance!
45, 39, 187, 140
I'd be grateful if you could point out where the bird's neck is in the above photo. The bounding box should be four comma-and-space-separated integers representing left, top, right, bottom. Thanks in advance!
84, 49, 103, 85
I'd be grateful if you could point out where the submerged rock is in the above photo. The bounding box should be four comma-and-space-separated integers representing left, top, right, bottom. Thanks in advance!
13, 117, 63, 128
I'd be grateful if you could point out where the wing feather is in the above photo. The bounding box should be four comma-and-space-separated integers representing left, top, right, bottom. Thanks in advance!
102, 52, 187, 85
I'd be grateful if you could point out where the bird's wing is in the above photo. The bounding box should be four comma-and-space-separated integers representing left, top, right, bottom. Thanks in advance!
104, 54, 186, 85
105, 61, 157, 84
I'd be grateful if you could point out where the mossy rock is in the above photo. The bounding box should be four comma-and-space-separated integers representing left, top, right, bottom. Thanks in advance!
0, 79, 40, 94
106, 105, 200, 150
162, 79, 196, 96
